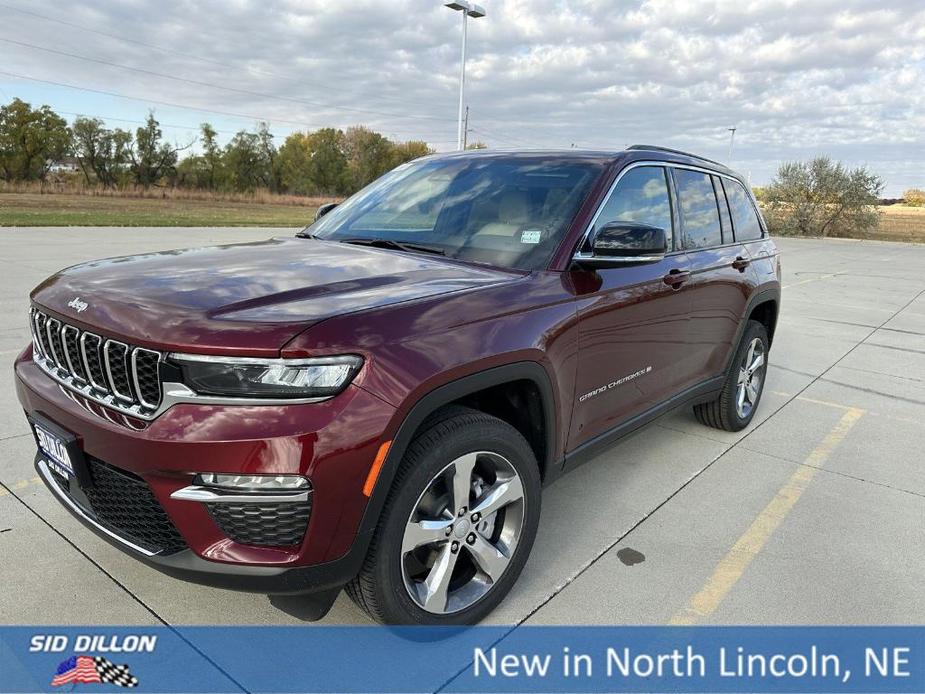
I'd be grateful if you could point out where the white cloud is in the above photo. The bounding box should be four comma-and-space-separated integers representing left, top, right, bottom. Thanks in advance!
0, 0, 921, 192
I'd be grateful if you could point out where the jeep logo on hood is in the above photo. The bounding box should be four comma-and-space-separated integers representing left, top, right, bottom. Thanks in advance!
67, 297, 89, 313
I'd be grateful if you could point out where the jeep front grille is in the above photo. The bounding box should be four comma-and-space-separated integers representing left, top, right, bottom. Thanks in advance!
29, 307, 164, 417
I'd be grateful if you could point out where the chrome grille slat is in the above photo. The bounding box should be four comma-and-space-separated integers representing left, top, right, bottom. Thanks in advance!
104, 339, 134, 403
29, 309, 45, 358
45, 317, 65, 368
61, 325, 87, 382
131, 348, 163, 409
35, 312, 53, 358
29, 307, 163, 418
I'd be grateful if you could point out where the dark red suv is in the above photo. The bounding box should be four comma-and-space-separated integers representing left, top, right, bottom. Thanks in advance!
15, 146, 779, 624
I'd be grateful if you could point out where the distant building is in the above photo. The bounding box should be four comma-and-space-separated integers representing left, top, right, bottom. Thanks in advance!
48, 157, 80, 173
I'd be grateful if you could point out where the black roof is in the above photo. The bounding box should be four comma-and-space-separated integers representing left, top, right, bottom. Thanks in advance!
426, 145, 739, 178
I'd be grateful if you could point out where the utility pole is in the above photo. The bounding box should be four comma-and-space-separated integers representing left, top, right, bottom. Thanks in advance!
728, 127, 737, 162
463, 106, 469, 149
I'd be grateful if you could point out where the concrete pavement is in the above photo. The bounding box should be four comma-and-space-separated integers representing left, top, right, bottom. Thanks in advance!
0, 228, 922, 627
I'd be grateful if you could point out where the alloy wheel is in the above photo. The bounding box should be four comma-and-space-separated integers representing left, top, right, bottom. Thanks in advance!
736, 337, 766, 419
400, 451, 525, 614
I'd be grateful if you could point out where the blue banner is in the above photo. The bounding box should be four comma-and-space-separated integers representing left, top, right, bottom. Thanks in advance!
1, 626, 922, 693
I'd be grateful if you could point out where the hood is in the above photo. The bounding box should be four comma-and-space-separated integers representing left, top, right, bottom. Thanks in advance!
31, 237, 519, 356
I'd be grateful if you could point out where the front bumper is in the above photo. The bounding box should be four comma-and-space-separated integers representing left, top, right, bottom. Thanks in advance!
15, 348, 394, 596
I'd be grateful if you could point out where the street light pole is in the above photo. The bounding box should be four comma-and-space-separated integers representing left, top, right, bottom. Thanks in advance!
728, 126, 737, 162
445, 2, 485, 151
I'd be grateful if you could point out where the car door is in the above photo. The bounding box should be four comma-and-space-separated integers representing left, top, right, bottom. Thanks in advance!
567, 164, 693, 451
674, 168, 752, 384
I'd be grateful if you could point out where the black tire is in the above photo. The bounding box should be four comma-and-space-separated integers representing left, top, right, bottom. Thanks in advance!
693, 320, 769, 432
345, 406, 541, 625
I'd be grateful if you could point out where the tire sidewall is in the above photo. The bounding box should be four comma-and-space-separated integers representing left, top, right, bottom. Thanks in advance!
374, 415, 542, 625
726, 320, 769, 429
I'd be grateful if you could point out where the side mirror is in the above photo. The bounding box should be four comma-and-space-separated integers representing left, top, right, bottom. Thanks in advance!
314, 202, 339, 222
577, 222, 668, 266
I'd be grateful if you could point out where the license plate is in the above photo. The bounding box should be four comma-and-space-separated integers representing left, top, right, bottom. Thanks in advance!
29, 414, 88, 484
35, 425, 75, 479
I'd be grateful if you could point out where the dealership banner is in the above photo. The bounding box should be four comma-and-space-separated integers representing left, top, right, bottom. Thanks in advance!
1, 626, 922, 693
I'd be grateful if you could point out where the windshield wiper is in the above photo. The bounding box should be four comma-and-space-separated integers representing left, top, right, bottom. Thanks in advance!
340, 237, 446, 256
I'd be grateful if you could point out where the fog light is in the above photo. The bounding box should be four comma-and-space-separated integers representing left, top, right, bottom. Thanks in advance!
196, 473, 310, 492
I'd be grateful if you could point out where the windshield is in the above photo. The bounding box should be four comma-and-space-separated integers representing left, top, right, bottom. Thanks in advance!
307, 155, 605, 271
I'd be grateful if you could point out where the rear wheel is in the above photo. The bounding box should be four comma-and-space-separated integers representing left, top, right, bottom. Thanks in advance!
693, 320, 769, 431
346, 407, 541, 625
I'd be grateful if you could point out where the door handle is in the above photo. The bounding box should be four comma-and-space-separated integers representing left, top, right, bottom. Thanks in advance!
663, 269, 690, 288
732, 256, 750, 272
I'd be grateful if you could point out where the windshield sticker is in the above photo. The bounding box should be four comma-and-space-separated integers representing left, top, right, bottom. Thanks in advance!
520, 230, 542, 244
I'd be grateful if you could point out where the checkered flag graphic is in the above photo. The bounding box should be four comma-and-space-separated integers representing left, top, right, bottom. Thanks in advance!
93, 656, 139, 688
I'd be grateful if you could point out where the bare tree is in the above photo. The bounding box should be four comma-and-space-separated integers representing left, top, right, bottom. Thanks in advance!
764, 157, 884, 237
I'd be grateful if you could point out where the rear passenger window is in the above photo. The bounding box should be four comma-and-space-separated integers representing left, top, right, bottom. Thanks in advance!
675, 170, 722, 249
723, 178, 764, 241
591, 166, 673, 245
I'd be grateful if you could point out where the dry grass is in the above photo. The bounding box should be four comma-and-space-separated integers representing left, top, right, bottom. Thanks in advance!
0, 192, 320, 227
0, 180, 336, 207
874, 205, 925, 243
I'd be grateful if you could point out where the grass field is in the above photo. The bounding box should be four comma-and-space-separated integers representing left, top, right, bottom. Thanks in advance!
876, 205, 925, 242
0, 192, 318, 227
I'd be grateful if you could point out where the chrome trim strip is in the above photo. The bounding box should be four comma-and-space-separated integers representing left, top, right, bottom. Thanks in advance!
170, 485, 310, 504
169, 353, 362, 367
80, 332, 109, 393
103, 339, 134, 402
60, 325, 86, 383
36, 458, 158, 557
131, 347, 163, 410
45, 317, 64, 368
161, 382, 330, 407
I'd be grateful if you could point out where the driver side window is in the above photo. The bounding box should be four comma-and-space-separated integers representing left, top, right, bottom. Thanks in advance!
590, 166, 673, 250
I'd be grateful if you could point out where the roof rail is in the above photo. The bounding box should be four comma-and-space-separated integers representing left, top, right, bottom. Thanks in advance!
627, 144, 727, 168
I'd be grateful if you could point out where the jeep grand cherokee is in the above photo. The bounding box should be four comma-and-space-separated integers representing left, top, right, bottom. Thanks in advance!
15, 146, 780, 625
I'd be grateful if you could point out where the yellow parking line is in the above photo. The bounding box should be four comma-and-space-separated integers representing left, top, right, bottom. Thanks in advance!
0, 476, 42, 498
771, 390, 861, 412
669, 407, 865, 625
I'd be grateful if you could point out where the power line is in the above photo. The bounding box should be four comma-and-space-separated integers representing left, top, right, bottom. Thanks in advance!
0, 36, 453, 125
0, 3, 448, 115
52, 109, 458, 145
0, 70, 454, 140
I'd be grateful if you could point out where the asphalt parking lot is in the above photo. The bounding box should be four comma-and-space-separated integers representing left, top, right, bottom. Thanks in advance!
1, 228, 923, 627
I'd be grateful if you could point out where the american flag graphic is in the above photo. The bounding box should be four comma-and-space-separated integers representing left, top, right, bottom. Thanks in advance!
51, 655, 139, 688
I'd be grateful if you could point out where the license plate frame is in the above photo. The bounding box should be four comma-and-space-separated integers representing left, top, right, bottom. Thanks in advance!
29, 412, 92, 487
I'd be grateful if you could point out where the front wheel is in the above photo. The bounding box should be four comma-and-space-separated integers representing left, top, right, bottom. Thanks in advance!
346, 407, 541, 625
693, 320, 769, 432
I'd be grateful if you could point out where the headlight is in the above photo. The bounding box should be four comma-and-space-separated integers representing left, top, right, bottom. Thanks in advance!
169, 354, 363, 399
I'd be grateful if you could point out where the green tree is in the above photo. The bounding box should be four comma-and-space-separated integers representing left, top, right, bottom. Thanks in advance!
72, 117, 131, 187
256, 122, 280, 192
307, 128, 349, 194
129, 112, 183, 187
390, 140, 432, 168
277, 131, 317, 195
0, 98, 70, 181
763, 157, 884, 237
344, 126, 393, 190
200, 122, 223, 190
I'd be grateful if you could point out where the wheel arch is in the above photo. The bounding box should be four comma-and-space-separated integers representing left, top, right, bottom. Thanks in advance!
356, 362, 559, 539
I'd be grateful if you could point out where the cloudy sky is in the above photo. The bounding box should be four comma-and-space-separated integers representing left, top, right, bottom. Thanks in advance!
1, 0, 922, 194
